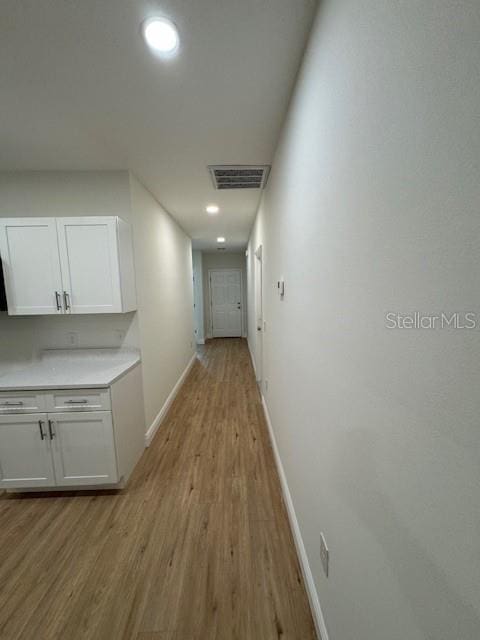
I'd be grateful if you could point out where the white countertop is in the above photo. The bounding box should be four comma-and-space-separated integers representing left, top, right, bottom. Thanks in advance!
0, 348, 141, 391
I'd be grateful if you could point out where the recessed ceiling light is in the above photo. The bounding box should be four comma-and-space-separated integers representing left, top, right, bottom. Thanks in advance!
217, 237, 226, 243
206, 204, 219, 215
142, 17, 179, 55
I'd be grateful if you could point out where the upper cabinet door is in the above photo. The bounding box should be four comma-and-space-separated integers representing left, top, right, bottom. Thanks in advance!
0, 218, 64, 315
56, 217, 123, 314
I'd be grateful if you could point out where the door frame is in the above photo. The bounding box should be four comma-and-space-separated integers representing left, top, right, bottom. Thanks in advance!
208, 268, 244, 338
254, 245, 263, 384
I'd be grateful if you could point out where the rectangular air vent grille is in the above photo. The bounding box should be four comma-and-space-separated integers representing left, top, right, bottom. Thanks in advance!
208, 165, 270, 190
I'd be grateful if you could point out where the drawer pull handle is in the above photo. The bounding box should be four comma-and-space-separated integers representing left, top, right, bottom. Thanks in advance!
1, 401, 24, 406
48, 419, 55, 440
38, 420, 46, 440
63, 291, 71, 311
64, 399, 89, 404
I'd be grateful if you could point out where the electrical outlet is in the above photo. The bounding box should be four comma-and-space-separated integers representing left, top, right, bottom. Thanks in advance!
67, 332, 78, 347
320, 532, 329, 577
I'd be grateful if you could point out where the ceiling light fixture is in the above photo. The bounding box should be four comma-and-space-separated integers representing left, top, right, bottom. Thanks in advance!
206, 204, 219, 215
142, 17, 179, 55
217, 237, 225, 243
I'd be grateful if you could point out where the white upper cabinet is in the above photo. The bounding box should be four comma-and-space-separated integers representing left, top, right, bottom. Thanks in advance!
0, 218, 63, 315
0, 216, 137, 315
56, 217, 123, 314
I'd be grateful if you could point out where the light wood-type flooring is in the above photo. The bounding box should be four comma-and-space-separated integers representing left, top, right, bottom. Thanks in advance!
0, 338, 316, 640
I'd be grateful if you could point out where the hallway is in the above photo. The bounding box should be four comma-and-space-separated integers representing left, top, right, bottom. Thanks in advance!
0, 339, 316, 640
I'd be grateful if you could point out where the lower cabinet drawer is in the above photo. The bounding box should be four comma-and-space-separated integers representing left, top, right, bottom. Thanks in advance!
46, 389, 111, 412
0, 392, 46, 414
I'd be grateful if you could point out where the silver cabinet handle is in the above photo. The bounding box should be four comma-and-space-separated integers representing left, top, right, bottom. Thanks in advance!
48, 419, 55, 440
55, 291, 62, 311
63, 291, 70, 311
38, 420, 45, 440
1, 401, 24, 406
64, 399, 88, 404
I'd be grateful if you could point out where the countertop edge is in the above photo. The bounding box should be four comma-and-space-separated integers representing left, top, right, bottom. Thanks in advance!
0, 359, 141, 392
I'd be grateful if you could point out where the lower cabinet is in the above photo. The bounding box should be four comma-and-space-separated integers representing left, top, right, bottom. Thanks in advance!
0, 413, 56, 489
0, 410, 118, 489
0, 367, 145, 492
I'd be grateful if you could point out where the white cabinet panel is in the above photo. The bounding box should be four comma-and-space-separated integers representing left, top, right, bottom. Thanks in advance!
0, 218, 63, 315
0, 413, 55, 488
56, 217, 122, 314
50, 411, 118, 486
46, 388, 111, 412
0, 391, 46, 414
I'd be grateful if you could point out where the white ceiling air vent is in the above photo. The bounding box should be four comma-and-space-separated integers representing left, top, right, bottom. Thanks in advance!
208, 165, 270, 190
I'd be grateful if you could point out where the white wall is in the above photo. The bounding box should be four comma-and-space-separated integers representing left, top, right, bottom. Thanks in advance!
128, 174, 195, 429
192, 250, 205, 344
247, 2, 480, 640
0, 171, 195, 436
202, 251, 247, 338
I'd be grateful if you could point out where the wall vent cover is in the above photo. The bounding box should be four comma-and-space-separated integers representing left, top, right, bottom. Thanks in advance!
208, 165, 270, 190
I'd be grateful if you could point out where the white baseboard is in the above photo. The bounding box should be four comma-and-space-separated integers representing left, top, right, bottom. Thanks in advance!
261, 394, 330, 640
145, 353, 197, 447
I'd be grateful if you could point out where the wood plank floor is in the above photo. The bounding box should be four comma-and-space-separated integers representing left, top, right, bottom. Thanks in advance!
0, 338, 316, 640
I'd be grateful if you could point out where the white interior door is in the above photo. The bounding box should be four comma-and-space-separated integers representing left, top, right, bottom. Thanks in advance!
209, 269, 243, 338
0, 413, 56, 488
56, 217, 122, 314
50, 411, 118, 486
254, 246, 263, 383
0, 218, 63, 315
